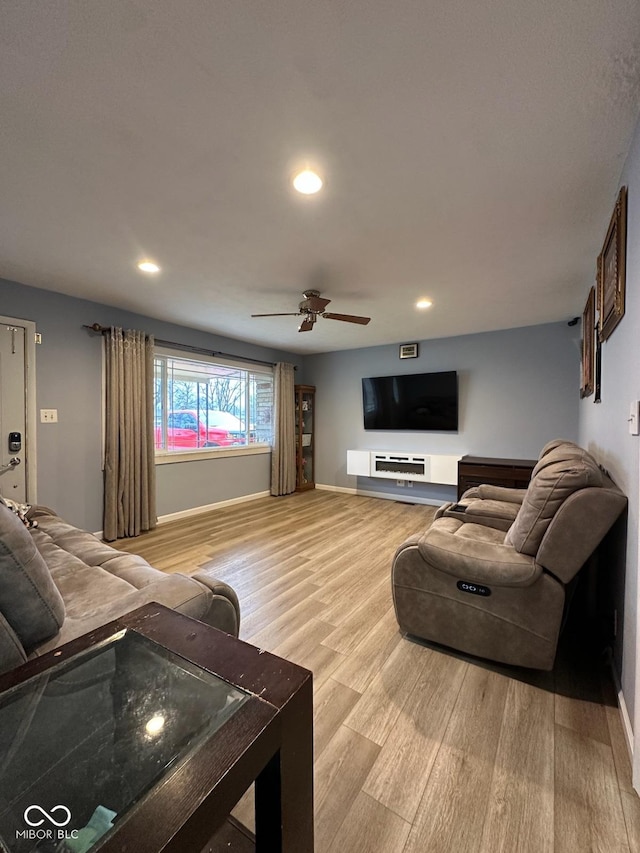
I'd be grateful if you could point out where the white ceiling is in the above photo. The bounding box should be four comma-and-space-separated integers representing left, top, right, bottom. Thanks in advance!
2, 1, 640, 354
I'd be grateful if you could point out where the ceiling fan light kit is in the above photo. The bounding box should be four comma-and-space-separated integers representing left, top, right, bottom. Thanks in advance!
251, 290, 371, 333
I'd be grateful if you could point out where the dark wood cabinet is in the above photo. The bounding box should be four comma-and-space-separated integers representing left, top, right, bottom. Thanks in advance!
295, 385, 315, 491
457, 455, 537, 499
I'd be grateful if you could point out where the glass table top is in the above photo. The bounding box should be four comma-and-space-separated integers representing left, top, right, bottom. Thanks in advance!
0, 629, 248, 853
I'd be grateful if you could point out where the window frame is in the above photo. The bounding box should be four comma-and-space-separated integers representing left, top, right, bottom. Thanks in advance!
153, 347, 274, 464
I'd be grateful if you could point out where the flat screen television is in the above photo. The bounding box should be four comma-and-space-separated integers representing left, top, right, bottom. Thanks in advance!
362, 370, 458, 431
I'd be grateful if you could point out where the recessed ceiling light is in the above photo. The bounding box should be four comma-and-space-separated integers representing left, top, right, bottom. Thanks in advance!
292, 169, 323, 195
138, 261, 160, 273
416, 299, 433, 309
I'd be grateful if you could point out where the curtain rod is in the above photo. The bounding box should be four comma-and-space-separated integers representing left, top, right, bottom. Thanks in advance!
83, 323, 289, 369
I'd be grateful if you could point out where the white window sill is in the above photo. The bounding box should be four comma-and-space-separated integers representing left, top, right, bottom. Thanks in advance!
155, 445, 272, 465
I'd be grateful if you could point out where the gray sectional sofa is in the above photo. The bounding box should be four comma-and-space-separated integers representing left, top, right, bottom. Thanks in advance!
0, 503, 240, 675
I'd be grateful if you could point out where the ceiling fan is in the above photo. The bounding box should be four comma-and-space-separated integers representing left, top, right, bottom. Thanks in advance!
251, 290, 371, 333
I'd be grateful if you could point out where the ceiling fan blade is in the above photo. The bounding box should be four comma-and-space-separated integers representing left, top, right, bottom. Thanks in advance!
323, 312, 371, 325
251, 312, 302, 317
305, 295, 331, 312
298, 318, 314, 332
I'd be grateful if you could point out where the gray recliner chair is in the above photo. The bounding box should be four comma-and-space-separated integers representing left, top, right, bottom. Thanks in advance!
392, 443, 626, 670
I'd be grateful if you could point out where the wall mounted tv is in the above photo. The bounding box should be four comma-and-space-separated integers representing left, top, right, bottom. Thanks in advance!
362, 370, 458, 431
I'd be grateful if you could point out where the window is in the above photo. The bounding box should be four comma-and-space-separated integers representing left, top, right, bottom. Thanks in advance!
154, 351, 274, 455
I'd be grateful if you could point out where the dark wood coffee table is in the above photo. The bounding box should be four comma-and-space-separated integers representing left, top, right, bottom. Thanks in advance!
0, 604, 313, 853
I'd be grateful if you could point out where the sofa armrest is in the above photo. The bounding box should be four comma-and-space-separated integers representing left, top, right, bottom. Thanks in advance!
439, 499, 519, 532
418, 526, 541, 587
191, 571, 240, 636
394, 533, 423, 557
461, 499, 520, 531
459, 485, 526, 502
27, 505, 59, 519
476, 485, 528, 503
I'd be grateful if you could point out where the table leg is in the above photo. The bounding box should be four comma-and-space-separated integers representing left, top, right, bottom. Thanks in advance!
254, 680, 313, 853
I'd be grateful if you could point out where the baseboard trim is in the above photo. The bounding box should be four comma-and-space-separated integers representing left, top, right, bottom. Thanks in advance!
315, 483, 442, 507
98, 485, 437, 536
157, 491, 271, 525
315, 484, 358, 495
609, 658, 634, 763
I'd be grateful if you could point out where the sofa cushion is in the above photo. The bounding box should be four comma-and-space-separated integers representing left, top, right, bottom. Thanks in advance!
417, 518, 541, 587
0, 502, 65, 651
30, 517, 164, 592
505, 456, 603, 556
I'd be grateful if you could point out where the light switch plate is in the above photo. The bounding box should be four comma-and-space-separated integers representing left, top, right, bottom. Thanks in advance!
40, 409, 58, 423
629, 401, 639, 436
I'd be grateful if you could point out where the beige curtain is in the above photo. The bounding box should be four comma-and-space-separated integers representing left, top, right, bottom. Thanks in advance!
271, 362, 296, 496
103, 328, 157, 541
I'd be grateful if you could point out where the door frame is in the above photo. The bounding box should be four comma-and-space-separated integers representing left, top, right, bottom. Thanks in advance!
0, 315, 38, 502
634, 457, 640, 792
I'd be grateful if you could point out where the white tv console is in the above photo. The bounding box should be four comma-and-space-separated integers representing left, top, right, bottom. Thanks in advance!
346, 450, 461, 485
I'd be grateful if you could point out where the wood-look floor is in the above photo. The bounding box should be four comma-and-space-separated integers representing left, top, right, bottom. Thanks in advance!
114, 490, 640, 852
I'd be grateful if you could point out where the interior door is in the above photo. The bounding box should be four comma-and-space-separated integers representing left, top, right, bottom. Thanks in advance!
0, 323, 28, 502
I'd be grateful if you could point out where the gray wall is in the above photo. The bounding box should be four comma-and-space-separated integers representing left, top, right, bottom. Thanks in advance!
579, 110, 640, 725
304, 322, 580, 504
155, 452, 272, 517
0, 277, 302, 531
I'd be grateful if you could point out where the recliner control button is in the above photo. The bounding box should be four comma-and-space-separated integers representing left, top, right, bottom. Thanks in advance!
457, 581, 491, 596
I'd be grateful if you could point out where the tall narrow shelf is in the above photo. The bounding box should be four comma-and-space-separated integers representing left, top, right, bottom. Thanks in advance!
295, 385, 315, 491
